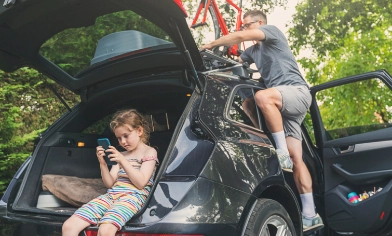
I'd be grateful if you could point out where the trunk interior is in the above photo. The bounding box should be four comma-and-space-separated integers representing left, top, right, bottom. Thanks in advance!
11, 73, 195, 217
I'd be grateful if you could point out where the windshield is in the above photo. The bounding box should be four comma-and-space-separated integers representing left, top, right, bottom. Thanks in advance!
39, 10, 173, 76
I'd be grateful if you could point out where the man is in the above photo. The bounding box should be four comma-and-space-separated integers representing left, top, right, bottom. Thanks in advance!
201, 10, 324, 232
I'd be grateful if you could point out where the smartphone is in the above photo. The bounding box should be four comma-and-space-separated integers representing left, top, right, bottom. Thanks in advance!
97, 138, 117, 165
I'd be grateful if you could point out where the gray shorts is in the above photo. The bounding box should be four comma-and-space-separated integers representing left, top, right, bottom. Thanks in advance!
275, 85, 312, 141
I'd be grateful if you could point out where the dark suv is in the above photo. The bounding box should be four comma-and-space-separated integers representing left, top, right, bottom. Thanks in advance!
1, 1, 392, 236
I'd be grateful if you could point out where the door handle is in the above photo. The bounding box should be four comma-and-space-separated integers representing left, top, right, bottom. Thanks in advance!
339, 145, 354, 154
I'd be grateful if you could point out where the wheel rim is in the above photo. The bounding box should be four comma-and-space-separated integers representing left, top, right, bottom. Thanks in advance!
258, 215, 292, 236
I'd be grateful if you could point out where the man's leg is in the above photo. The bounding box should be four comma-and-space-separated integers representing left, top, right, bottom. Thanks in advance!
254, 88, 283, 133
254, 89, 293, 171
242, 98, 260, 129
286, 136, 324, 231
286, 137, 313, 205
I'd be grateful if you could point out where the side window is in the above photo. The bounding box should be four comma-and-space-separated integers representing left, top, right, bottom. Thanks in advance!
315, 78, 392, 140
303, 112, 316, 145
82, 114, 113, 134
228, 87, 261, 129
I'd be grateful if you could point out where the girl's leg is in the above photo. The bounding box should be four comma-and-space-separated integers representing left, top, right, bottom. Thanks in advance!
62, 215, 91, 236
65, 193, 113, 236
99, 194, 146, 231
98, 223, 118, 236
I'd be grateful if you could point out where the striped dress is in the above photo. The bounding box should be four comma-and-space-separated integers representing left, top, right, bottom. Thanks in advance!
74, 156, 158, 230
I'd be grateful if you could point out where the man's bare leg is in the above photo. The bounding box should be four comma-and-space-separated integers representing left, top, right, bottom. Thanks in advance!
286, 137, 312, 194
287, 136, 324, 231
242, 98, 260, 129
254, 88, 283, 133
254, 89, 293, 171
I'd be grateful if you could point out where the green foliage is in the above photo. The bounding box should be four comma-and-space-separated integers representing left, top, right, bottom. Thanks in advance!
289, 0, 392, 57
0, 69, 78, 195
316, 78, 392, 132
298, 24, 392, 85
289, 0, 392, 83
289, 0, 392, 133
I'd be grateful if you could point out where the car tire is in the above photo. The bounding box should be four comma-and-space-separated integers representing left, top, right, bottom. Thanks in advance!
243, 199, 296, 236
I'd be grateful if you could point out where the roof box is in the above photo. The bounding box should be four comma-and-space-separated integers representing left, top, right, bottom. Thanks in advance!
91, 30, 174, 65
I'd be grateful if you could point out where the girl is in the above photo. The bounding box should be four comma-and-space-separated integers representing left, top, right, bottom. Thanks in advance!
62, 109, 158, 236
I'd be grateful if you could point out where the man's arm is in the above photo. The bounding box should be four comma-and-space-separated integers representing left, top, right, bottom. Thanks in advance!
200, 29, 265, 50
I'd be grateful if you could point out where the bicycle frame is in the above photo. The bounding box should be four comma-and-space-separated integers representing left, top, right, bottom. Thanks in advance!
190, 0, 243, 57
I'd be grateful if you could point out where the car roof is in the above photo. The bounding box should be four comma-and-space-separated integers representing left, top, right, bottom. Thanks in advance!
0, 0, 203, 92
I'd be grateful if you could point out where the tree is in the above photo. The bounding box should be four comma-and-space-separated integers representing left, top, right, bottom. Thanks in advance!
288, 0, 392, 131
289, 0, 392, 58
0, 69, 78, 194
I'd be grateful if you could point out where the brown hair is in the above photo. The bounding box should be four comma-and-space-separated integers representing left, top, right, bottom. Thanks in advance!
109, 109, 150, 144
243, 9, 267, 24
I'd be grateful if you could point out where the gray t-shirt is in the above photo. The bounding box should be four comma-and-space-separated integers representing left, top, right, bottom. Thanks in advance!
240, 25, 308, 88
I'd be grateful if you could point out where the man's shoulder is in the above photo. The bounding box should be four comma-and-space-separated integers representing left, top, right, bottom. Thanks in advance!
260, 24, 279, 31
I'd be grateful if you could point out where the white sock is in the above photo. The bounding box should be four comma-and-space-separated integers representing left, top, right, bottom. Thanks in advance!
272, 131, 288, 152
301, 193, 316, 218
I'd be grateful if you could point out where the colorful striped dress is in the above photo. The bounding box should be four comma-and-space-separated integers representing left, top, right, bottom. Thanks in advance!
73, 156, 158, 230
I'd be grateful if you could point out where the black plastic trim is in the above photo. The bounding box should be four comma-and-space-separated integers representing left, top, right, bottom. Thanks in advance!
332, 163, 392, 185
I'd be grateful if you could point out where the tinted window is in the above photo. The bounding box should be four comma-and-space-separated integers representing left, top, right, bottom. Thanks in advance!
39, 10, 172, 76
303, 112, 316, 145
228, 87, 262, 129
82, 114, 113, 135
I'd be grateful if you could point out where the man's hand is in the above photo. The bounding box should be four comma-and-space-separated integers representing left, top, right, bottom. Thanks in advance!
200, 43, 213, 51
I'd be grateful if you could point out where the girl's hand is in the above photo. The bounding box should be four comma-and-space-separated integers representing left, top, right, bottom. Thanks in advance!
96, 146, 107, 165
106, 146, 126, 164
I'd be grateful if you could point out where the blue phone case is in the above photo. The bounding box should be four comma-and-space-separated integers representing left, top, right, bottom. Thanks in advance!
97, 138, 117, 165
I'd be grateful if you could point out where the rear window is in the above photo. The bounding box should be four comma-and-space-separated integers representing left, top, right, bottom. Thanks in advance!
39, 10, 172, 76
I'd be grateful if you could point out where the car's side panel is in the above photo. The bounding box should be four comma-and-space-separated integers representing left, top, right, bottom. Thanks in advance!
198, 76, 301, 234
136, 179, 196, 224
201, 140, 278, 194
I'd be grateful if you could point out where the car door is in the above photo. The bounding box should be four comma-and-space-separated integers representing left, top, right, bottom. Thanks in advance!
309, 70, 392, 234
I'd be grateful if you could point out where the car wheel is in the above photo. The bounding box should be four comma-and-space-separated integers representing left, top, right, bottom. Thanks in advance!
243, 199, 296, 236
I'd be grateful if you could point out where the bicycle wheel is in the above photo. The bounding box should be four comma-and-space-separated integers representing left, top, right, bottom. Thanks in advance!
208, 4, 228, 57
208, 4, 221, 40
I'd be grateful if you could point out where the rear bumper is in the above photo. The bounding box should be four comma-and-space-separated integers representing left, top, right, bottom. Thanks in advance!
0, 215, 236, 236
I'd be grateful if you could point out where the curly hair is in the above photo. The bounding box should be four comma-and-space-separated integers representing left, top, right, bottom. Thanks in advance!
109, 109, 150, 144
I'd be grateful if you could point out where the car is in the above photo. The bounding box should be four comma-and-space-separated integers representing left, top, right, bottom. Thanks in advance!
1, 0, 392, 236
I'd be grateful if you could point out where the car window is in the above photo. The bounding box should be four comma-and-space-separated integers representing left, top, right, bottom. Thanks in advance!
228, 87, 262, 130
303, 112, 316, 145
82, 114, 113, 135
315, 78, 392, 140
39, 10, 172, 76
82, 110, 173, 135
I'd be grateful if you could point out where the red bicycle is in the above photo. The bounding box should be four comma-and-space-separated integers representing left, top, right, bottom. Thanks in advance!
190, 0, 244, 57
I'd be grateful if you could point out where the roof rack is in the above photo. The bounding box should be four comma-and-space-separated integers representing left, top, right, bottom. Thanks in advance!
200, 49, 257, 80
